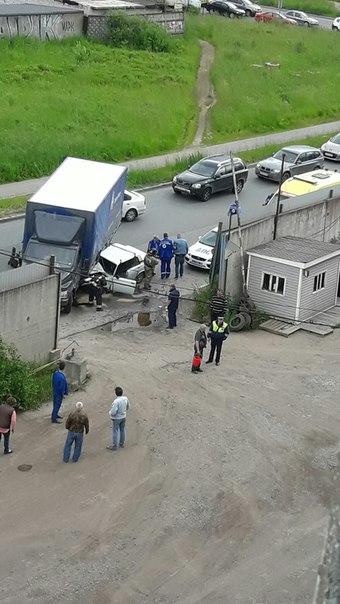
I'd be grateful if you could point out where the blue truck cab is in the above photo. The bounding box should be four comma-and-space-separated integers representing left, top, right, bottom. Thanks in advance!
22, 157, 127, 313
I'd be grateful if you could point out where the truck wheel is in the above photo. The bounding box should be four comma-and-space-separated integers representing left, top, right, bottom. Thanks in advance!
63, 296, 72, 314
229, 313, 246, 331
125, 208, 137, 222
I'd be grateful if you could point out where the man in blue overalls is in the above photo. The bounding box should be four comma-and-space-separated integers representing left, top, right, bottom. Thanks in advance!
167, 284, 180, 329
51, 360, 68, 423
158, 233, 174, 279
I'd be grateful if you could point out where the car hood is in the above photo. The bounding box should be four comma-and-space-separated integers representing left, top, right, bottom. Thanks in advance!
322, 141, 340, 153
258, 157, 290, 170
175, 170, 209, 185
188, 241, 214, 260
100, 244, 145, 265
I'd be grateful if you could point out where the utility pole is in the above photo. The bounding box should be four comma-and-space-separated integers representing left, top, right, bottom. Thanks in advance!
230, 153, 247, 295
273, 153, 286, 241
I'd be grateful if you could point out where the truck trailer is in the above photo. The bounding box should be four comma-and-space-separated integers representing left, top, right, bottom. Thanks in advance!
22, 157, 127, 313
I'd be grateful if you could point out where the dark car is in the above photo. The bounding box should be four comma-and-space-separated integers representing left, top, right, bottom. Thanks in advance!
172, 155, 248, 202
232, 0, 261, 17
285, 10, 319, 26
205, 0, 245, 17
255, 10, 297, 24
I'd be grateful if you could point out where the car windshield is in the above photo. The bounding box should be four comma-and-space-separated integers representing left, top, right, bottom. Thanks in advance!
200, 230, 217, 247
190, 160, 217, 177
273, 150, 299, 163
25, 241, 77, 269
298, 11, 307, 17
330, 134, 340, 144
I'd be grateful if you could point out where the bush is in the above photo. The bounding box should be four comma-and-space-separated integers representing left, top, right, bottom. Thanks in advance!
107, 13, 175, 53
0, 338, 52, 410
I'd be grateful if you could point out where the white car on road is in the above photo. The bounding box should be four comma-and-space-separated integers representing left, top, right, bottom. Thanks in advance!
321, 133, 340, 161
123, 190, 146, 222
185, 227, 217, 270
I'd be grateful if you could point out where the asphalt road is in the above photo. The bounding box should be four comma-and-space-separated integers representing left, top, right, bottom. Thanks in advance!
0, 160, 336, 273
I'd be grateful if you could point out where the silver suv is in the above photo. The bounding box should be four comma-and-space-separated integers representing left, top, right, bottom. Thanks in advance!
255, 145, 324, 182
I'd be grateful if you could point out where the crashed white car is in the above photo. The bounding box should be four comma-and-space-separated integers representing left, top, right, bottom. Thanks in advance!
185, 227, 217, 270
96, 243, 146, 294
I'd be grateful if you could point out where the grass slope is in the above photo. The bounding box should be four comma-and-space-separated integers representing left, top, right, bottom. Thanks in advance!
186, 16, 340, 143
0, 36, 200, 183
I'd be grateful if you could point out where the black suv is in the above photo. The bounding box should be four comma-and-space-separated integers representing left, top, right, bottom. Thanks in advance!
205, 0, 245, 17
172, 155, 248, 202
232, 0, 261, 16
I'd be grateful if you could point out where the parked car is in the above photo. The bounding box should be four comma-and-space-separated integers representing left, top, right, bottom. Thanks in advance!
172, 154, 248, 201
185, 227, 217, 270
321, 133, 340, 161
255, 145, 324, 182
123, 190, 146, 222
255, 11, 297, 24
206, 0, 245, 17
98, 243, 146, 293
285, 10, 318, 26
231, 0, 261, 16
332, 17, 340, 30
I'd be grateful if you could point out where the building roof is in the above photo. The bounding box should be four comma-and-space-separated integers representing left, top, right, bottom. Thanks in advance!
247, 236, 340, 267
0, 4, 82, 15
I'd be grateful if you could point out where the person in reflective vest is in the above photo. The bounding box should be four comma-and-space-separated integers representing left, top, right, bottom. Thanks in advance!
206, 317, 229, 366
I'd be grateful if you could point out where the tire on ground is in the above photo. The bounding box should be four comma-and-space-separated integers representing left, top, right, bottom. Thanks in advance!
229, 312, 246, 331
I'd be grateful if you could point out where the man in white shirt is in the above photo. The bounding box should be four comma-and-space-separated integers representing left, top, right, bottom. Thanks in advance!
106, 386, 130, 451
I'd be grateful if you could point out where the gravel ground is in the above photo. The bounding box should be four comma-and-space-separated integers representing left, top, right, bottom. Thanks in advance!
1, 317, 340, 603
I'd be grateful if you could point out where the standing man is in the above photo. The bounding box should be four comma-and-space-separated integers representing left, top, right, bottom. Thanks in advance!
51, 360, 68, 424
147, 235, 160, 254
210, 289, 228, 325
143, 248, 158, 290
192, 324, 207, 373
158, 233, 174, 279
167, 283, 180, 329
206, 316, 229, 366
107, 386, 130, 451
63, 401, 89, 463
87, 270, 107, 311
0, 397, 17, 455
173, 234, 189, 279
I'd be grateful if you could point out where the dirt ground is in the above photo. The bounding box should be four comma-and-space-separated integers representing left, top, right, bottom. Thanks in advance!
1, 312, 340, 604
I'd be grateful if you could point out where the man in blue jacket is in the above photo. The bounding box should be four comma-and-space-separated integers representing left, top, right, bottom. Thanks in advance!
167, 284, 180, 329
51, 360, 68, 424
147, 235, 160, 254
158, 233, 174, 279
173, 234, 189, 279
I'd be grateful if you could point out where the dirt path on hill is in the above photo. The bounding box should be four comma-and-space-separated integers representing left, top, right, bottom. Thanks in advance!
191, 40, 216, 147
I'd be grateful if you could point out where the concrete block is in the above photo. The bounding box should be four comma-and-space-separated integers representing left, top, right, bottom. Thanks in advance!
49, 349, 61, 362
65, 357, 88, 389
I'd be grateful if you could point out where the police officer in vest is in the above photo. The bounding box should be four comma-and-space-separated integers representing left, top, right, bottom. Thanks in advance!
206, 316, 229, 366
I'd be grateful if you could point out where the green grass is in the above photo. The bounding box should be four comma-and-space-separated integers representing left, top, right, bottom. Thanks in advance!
1, 22, 340, 184
0, 195, 28, 216
0, 36, 200, 183
260, 0, 340, 17
186, 16, 340, 143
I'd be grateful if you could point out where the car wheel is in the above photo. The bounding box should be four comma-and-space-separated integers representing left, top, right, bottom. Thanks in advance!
229, 12, 235, 18
124, 208, 138, 222
281, 172, 290, 182
201, 188, 212, 202
136, 271, 145, 284
235, 180, 244, 194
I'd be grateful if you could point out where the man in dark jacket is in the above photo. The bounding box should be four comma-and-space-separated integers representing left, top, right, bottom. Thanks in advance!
63, 401, 89, 463
158, 233, 174, 279
210, 289, 228, 325
0, 397, 17, 455
147, 235, 160, 253
143, 249, 158, 290
87, 272, 107, 311
51, 361, 68, 424
206, 317, 229, 366
167, 284, 180, 329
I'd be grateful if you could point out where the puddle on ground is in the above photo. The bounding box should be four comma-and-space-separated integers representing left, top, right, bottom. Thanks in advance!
102, 308, 165, 332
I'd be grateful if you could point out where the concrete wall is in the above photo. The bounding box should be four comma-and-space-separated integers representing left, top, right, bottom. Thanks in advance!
226, 195, 340, 299
0, 265, 60, 363
0, 12, 83, 40
85, 10, 184, 39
